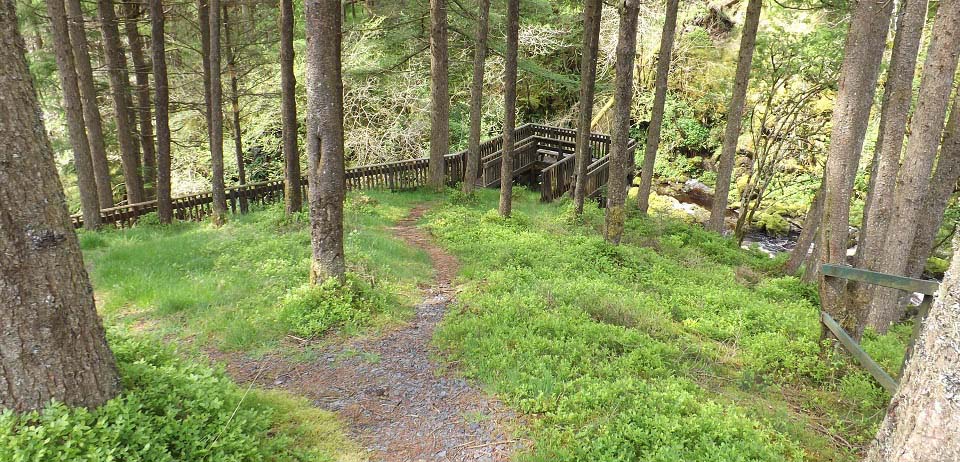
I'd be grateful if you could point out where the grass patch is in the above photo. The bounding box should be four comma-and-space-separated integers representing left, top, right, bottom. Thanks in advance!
423, 188, 904, 461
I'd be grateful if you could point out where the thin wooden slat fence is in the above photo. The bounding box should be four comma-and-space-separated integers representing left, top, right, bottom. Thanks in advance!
72, 124, 614, 228
819, 263, 940, 394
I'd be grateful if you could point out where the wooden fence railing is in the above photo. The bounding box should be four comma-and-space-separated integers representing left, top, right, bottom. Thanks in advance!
71, 123, 610, 228
820, 263, 940, 394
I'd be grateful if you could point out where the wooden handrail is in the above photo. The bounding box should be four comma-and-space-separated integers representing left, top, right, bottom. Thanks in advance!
821, 264, 939, 295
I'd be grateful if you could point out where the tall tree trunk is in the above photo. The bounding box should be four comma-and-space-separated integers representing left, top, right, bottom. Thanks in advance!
123, 0, 157, 199
818, 0, 895, 339
208, 0, 227, 224
785, 180, 824, 275
572, 0, 602, 216
857, 0, 928, 270
65, 0, 114, 209
305, 0, 346, 283
863, 235, 960, 461
46, 0, 101, 229
604, 0, 641, 244
906, 97, 960, 279
637, 0, 679, 215
706, 0, 762, 233
198, 0, 212, 139
97, 0, 145, 205
498, 0, 520, 217
223, 4, 246, 213
280, 0, 301, 213
151, 0, 172, 224
867, 0, 960, 333
0, 0, 120, 411
428, 0, 449, 191
462, 0, 490, 195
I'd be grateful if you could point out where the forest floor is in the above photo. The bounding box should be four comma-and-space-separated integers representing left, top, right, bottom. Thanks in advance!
211, 205, 522, 462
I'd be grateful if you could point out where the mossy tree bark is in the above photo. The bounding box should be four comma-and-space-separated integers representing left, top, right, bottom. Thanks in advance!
97, 0, 145, 205
223, 4, 247, 213
604, 0, 641, 244
65, 0, 114, 209
208, 0, 228, 225
462, 0, 490, 195
784, 179, 824, 275
1, 0, 121, 411
867, 0, 960, 333
636, 0, 679, 215
151, 0, 173, 224
428, 0, 449, 192
280, 0, 302, 213
124, 0, 157, 199
46, 0, 101, 229
572, 0, 602, 216
706, 0, 761, 233
498, 0, 520, 218
305, 0, 346, 283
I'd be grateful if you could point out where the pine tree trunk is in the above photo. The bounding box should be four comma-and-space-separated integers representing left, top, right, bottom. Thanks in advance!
305, 0, 346, 283
46, 0, 101, 229
637, 0, 679, 215
208, 0, 227, 224
0, 1, 120, 411
856, 0, 928, 270
818, 0, 895, 338
864, 235, 960, 461
867, 0, 960, 333
498, 0, 520, 217
151, 0, 172, 224
97, 0, 145, 205
604, 0, 641, 244
462, 0, 490, 195
572, 0, 602, 216
428, 0, 449, 191
785, 181, 824, 275
706, 0, 761, 233
905, 97, 960, 279
65, 0, 114, 209
280, 0, 301, 214
223, 4, 246, 213
123, 0, 157, 199
198, 0, 213, 139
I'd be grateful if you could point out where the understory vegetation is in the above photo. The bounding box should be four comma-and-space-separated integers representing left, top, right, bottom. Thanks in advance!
428, 188, 907, 461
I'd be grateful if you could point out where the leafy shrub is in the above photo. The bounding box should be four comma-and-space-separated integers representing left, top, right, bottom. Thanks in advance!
280, 274, 388, 337
0, 335, 299, 462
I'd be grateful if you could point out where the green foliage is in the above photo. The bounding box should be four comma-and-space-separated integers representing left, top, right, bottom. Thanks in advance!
281, 274, 388, 337
0, 334, 356, 462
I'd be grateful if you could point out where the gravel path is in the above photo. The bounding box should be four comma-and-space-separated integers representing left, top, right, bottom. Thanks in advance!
218, 205, 521, 461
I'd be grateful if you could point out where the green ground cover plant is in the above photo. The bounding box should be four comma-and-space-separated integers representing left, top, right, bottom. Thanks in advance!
426, 188, 906, 461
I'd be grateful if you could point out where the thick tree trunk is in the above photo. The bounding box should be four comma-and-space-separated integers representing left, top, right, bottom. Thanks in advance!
151, 0, 172, 224
97, 0, 145, 205
46, 0, 101, 229
785, 181, 824, 275
280, 0, 301, 214
462, 0, 490, 195
863, 235, 960, 461
198, 0, 213, 138
208, 0, 227, 224
223, 4, 246, 213
572, 0, 602, 216
428, 0, 449, 191
305, 0, 346, 283
818, 0, 894, 338
906, 97, 960, 279
0, 1, 120, 411
65, 0, 114, 209
706, 0, 761, 233
498, 0, 520, 217
637, 0, 679, 215
604, 0, 641, 244
856, 0, 928, 271
123, 0, 157, 199
868, 0, 960, 333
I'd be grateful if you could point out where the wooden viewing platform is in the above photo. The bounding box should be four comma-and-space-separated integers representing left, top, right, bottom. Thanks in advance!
71, 124, 637, 228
